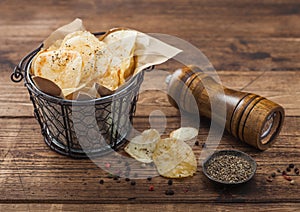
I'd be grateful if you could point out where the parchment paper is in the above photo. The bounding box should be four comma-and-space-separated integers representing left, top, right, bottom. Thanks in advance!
33, 18, 182, 99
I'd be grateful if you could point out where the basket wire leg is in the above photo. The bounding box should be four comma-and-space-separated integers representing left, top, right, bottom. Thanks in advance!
61, 105, 71, 155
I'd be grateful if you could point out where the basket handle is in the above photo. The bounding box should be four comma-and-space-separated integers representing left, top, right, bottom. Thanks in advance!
11, 44, 43, 83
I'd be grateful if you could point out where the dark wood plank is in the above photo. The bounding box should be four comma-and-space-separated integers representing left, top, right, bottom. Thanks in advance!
2, 0, 300, 71
4, 70, 300, 117
0, 203, 300, 211
1, 0, 300, 209
0, 117, 299, 203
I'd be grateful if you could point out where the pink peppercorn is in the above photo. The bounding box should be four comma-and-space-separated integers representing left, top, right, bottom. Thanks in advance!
149, 185, 154, 191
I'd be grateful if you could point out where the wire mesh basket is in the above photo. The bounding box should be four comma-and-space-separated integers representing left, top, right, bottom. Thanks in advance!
11, 32, 149, 158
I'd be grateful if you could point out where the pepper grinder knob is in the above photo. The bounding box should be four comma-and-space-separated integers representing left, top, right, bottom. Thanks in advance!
167, 65, 285, 150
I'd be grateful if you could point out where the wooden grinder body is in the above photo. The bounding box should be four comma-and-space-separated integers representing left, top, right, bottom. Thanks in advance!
167, 66, 285, 150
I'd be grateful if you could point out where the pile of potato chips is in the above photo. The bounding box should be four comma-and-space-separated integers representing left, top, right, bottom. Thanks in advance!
31, 29, 138, 99
30, 19, 181, 100
125, 127, 198, 178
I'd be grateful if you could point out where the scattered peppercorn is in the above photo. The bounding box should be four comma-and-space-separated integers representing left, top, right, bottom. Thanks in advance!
271, 172, 276, 178
286, 167, 291, 172
282, 171, 287, 176
277, 169, 281, 173
165, 189, 175, 195
295, 168, 299, 175
168, 179, 173, 185
113, 176, 119, 180
202, 143, 206, 148
99, 179, 104, 184
148, 185, 154, 191
125, 178, 130, 182
289, 164, 294, 169
130, 181, 136, 186
147, 176, 152, 181
283, 175, 292, 181
266, 176, 273, 182
194, 141, 199, 146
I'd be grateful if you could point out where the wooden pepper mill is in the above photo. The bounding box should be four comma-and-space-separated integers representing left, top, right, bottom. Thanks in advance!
167, 65, 285, 150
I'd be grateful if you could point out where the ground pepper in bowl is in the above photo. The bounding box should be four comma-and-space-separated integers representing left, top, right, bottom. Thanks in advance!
203, 150, 257, 185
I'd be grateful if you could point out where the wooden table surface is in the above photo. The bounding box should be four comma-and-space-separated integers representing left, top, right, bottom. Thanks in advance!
1, 0, 300, 211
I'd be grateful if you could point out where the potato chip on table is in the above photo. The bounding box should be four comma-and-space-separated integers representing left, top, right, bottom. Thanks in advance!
124, 129, 160, 163
153, 138, 197, 178
170, 127, 198, 141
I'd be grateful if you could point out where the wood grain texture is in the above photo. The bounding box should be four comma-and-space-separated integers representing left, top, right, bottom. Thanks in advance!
1, 0, 300, 211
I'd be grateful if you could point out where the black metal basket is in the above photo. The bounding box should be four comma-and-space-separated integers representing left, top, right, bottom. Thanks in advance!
11, 32, 149, 158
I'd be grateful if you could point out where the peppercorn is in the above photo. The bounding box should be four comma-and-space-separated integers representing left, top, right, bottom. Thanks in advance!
271, 172, 276, 178
286, 167, 291, 172
131, 181, 136, 186
99, 179, 104, 184
165, 189, 175, 195
295, 168, 299, 175
125, 178, 130, 182
289, 164, 295, 169
168, 179, 173, 185
148, 185, 154, 191
277, 169, 281, 173
147, 176, 152, 181
283, 175, 292, 181
266, 176, 273, 182
282, 171, 287, 176
194, 141, 199, 146
113, 176, 119, 180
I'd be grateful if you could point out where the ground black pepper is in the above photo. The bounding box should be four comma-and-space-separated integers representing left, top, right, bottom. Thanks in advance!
206, 155, 253, 183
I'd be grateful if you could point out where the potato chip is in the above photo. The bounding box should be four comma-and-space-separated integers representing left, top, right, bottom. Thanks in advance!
32, 49, 83, 97
60, 31, 107, 83
124, 129, 160, 163
98, 29, 137, 90
153, 138, 197, 178
170, 127, 198, 141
